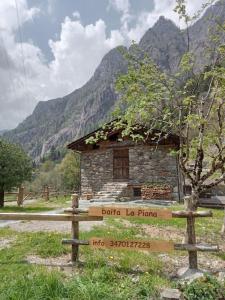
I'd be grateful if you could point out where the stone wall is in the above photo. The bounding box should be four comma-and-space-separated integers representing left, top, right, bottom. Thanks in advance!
129, 145, 180, 199
80, 145, 181, 200
81, 149, 113, 195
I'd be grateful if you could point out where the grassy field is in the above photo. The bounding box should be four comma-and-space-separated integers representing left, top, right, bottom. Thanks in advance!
0, 198, 224, 299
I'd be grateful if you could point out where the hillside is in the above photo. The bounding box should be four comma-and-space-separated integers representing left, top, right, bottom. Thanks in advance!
4, 1, 225, 160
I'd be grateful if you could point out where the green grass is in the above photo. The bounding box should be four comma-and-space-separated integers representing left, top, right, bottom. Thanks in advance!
1, 195, 71, 212
0, 206, 53, 213
24, 196, 71, 209
0, 204, 224, 299
0, 225, 168, 299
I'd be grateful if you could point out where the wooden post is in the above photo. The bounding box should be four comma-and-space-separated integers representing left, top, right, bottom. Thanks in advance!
17, 186, 24, 206
184, 196, 198, 269
45, 186, 49, 201
71, 193, 79, 263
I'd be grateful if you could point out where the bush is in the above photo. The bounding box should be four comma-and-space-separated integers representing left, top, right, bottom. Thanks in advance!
182, 275, 225, 300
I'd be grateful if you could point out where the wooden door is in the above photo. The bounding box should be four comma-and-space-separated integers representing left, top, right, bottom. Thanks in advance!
113, 149, 129, 179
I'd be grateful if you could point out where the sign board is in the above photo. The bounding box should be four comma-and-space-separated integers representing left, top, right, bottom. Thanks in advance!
90, 238, 174, 252
89, 206, 172, 219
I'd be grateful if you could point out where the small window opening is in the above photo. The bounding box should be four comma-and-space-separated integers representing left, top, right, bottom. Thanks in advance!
133, 187, 141, 197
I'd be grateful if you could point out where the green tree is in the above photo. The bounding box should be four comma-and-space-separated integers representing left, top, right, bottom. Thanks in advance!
88, 0, 225, 269
111, 0, 225, 208
56, 151, 80, 191
0, 140, 32, 207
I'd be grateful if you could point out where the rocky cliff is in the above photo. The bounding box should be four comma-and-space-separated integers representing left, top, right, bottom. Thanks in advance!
4, 1, 225, 160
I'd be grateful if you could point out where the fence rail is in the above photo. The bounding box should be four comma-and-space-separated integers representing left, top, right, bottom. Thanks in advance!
0, 193, 220, 270
4, 186, 74, 206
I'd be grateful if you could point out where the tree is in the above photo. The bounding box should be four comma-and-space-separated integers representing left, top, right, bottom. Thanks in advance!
88, 0, 225, 269
110, 0, 225, 208
56, 151, 80, 191
0, 140, 32, 207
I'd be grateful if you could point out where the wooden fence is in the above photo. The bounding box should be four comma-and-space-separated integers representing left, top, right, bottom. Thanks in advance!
62, 194, 219, 270
41, 186, 74, 201
5, 186, 73, 205
5, 187, 26, 206
0, 193, 220, 270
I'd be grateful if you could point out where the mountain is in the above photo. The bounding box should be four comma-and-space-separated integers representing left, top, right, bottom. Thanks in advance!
0, 130, 8, 136
139, 16, 187, 73
4, 1, 225, 160
4, 47, 128, 159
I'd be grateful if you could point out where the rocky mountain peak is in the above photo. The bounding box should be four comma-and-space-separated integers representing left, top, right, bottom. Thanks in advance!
3, 1, 225, 160
153, 16, 179, 31
93, 46, 128, 81
139, 16, 186, 73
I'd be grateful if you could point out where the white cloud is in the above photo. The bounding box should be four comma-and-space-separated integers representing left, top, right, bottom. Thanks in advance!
0, 0, 39, 32
0, 0, 213, 130
108, 0, 208, 43
72, 11, 80, 19
108, 0, 130, 14
0, 2, 124, 129
48, 17, 124, 95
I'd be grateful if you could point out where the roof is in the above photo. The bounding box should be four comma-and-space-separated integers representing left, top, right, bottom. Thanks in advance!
67, 122, 180, 152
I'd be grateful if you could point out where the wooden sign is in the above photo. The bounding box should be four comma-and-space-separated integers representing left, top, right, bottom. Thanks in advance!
90, 238, 174, 252
89, 206, 172, 219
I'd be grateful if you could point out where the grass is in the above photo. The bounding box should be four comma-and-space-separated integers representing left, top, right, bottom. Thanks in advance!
0, 201, 224, 299
0, 195, 71, 212
0, 206, 53, 213
0, 225, 167, 299
24, 196, 71, 209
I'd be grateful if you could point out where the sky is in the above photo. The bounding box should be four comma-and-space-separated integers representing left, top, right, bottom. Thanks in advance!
0, 0, 207, 130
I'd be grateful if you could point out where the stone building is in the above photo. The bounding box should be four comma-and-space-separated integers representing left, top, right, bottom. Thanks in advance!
67, 126, 183, 202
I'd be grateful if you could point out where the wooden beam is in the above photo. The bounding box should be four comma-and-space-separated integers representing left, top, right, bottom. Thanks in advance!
65, 208, 213, 218
172, 210, 213, 218
89, 206, 172, 219
64, 208, 88, 214
174, 243, 219, 252
62, 239, 220, 253
62, 239, 89, 245
0, 213, 103, 222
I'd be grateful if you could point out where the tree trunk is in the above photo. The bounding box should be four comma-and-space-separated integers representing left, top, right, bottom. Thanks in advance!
0, 187, 4, 208
184, 191, 199, 270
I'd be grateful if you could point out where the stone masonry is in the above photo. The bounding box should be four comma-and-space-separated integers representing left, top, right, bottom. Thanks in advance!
129, 145, 180, 199
81, 148, 114, 195
80, 144, 181, 201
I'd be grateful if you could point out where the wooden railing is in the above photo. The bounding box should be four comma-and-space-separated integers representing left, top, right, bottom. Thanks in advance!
0, 194, 220, 270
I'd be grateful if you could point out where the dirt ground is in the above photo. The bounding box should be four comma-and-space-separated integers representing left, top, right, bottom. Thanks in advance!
0, 238, 15, 250
8, 219, 105, 233
2, 219, 224, 278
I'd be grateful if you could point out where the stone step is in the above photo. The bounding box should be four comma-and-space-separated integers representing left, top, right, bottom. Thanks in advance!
96, 191, 121, 195
102, 183, 128, 187
95, 193, 121, 197
90, 198, 117, 203
94, 195, 119, 199
101, 186, 127, 189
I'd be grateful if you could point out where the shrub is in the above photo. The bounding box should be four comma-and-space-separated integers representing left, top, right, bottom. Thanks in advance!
182, 275, 225, 300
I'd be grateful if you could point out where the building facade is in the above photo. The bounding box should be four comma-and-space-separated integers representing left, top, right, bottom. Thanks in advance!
68, 128, 183, 201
